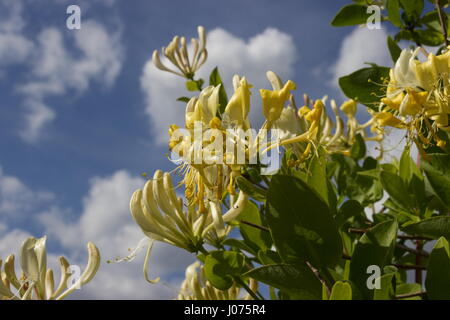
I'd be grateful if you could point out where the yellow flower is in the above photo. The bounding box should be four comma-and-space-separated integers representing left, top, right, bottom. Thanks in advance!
374, 112, 405, 128
399, 90, 428, 116
260, 79, 296, 123
340, 99, 357, 117
382, 92, 404, 110
224, 76, 252, 129
305, 100, 323, 123
412, 51, 450, 91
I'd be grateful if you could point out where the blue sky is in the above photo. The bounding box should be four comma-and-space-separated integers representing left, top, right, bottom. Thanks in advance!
0, 0, 397, 299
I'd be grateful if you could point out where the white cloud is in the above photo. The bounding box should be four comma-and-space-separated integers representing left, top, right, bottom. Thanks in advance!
0, 0, 124, 142
331, 27, 391, 87
20, 100, 56, 143
0, 166, 54, 218
0, 225, 31, 258
0, 0, 33, 67
17, 21, 123, 142
141, 27, 298, 144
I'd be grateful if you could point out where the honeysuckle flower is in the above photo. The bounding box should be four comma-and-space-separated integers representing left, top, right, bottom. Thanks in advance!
130, 170, 249, 252
411, 50, 450, 91
340, 99, 357, 118
260, 71, 296, 124
224, 75, 252, 130
185, 85, 221, 128
272, 106, 307, 141
152, 26, 207, 79
0, 236, 100, 300
377, 47, 450, 148
374, 112, 405, 128
391, 48, 420, 91
264, 96, 385, 161
177, 261, 257, 300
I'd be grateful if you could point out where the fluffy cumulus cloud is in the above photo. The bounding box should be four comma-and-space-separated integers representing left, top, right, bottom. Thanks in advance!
141, 27, 298, 144
0, 0, 33, 68
331, 27, 392, 87
0, 166, 54, 219
0, 0, 124, 142
17, 21, 123, 142
0, 167, 194, 299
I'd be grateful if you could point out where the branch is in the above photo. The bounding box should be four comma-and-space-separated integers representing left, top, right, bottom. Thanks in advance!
435, 0, 449, 47
240, 220, 270, 232
342, 254, 426, 270
348, 228, 433, 241
396, 243, 429, 258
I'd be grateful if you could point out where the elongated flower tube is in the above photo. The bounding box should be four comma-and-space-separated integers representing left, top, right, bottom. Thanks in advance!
152, 26, 207, 79
130, 170, 249, 252
177, 261, 257, 300
0, 237, 100, 300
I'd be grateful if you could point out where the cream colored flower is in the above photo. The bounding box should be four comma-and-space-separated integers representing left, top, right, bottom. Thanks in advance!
130, 170, 249, 252
0, 236, 100, 300
152, 26, 207, 79
177, 261, 257, 300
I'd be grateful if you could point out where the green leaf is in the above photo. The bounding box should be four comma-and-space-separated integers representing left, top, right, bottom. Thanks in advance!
422, 154, 450, 208
349, 220, 398, 299
239, 201, 272, 252
266, 175, 342, 268
373, 273, 396, 300
350, 134, 366, 160
380, 170, 411, 209
244, 263, 322, 299
387, 36, 402, 62
329, 281, 352, 300
209, 67, 228, 114
257, 250, 282, 265
336, 200, 365, 228
185, 79, 204, 91
222, 238, 257, 256
403, 216, 450, 240
204, 251, 246, 290
399, 0, 424, 21
333, 154, 383, 206
415, 28, 445, 46
396, 283, 423, 300
399, 146, 414, 182
338, 66, 390, 109
177, 96, 190, 103
426, 237, 450, 299
386, 0, 402, 27
236, 176, 267, 202
331, 4, 370, 27
305, 152, 337, 214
